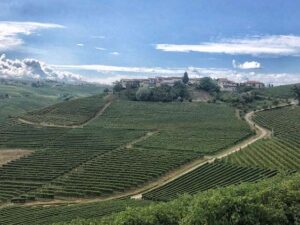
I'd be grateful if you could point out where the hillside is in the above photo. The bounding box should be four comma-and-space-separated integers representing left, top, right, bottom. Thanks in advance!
54, 173, 300, 225
0, 80, 106, 123
0, 97, 253, 203
0, 91, 299, 225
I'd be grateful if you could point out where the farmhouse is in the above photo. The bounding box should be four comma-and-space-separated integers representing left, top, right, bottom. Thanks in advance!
217, 78, 238, 92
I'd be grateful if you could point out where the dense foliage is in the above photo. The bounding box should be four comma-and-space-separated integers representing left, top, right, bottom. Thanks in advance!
56, 173, 300, 225
135, 82, 190, 102
293, 84, 300, 104
197, 77, 220, 94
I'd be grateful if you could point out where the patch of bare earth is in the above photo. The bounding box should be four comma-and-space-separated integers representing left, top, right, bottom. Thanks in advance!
0, 149, 33, 166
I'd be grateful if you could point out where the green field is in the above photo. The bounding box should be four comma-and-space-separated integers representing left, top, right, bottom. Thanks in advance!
97, 101, 253, 153
0, 99, 251, 202
0, 80, 105, 123
224, 138, 300, 171
0, 199, 152, 225
143, 161, 277, 201
224, 106, 300, 171
54, 173, 300, 225
19, 94, 108, 126
143, 106, 300, 202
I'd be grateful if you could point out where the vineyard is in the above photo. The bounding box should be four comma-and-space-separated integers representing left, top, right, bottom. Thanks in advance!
0, 99, 253, 203
0, 199, 151, 225
224, 138, 300, 171
0, 124, 146, 202
143, 161, 277, 201
222, 106, 300, 171
97, 101, 253, 154
35, 148, 200, 198
19, 94, 107, 126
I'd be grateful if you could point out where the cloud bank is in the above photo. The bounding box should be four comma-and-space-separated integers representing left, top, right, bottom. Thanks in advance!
0, 21, 64, 51
232, 60, 261, 69
53, 63, 300, 86
156, 35, 300, 56
0, 54, 82, 83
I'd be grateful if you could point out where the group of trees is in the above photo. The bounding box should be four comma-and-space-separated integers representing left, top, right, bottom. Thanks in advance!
113, 73, 191, 102
136, 81, 190, 102
293, 85, 300, 105
196, 77, 220, 94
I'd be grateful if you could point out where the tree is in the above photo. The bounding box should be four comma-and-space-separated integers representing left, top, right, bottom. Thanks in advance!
113, 82, 123, 93
182, 72, 189, 84
197, 77, 220, 93
292, 85, 300, 105
136, 87, 152, 101
103, 88, 110, 93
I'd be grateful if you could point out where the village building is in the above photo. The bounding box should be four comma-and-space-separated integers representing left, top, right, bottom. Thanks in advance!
217, 78, 238, 92
243, 80, 265, 89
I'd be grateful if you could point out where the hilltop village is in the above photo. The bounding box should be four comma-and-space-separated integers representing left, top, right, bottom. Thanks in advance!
117, 76, 266, 92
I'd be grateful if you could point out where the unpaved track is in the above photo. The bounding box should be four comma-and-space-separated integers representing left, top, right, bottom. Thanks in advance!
18, 95, 114, 128
3, 109, 272, 207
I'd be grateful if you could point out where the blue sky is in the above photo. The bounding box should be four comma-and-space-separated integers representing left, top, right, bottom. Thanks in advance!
1, 0, 300, 84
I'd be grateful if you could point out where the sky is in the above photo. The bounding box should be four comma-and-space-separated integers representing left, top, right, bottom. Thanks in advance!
1, 0, 300, 85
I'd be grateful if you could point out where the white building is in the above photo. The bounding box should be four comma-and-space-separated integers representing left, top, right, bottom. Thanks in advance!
217, 78, 238, 92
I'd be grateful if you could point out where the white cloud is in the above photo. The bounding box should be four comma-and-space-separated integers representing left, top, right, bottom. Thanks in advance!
53, 63, 300, 85
76, 43, 84, 47
0, 21, 64, 51
53, 64, 185, 74
232, 60, 261, 69
95, 47, 106, 51
156, 35, 300, 56
0, 54, 82, 83
110, 52, 120, 55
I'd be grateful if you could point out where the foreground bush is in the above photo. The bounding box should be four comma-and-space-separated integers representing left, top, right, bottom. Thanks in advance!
56, 173, 300, 225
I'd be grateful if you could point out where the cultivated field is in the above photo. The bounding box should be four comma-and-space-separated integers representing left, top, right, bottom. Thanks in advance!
143, 161, 277, 201
0, 99, 252, 203
0, 199, 151, 225
142, 106, 300, 201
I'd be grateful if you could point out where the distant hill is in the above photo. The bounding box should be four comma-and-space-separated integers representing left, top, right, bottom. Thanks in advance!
257, 83, 296, 99
0, 79, 108, 123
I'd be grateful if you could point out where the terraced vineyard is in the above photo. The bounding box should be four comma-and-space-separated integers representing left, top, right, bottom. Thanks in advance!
0, 99, 253, 203
224, 106, 300, 171
224, 138, 300, 171
36, 148, 200, 198
0, 199, 151, 225
0, 125, 146, 202
19, 94, 108, 126
253, 106, 300, 138
98, 101, 253, 153
143, 161, 277, 201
